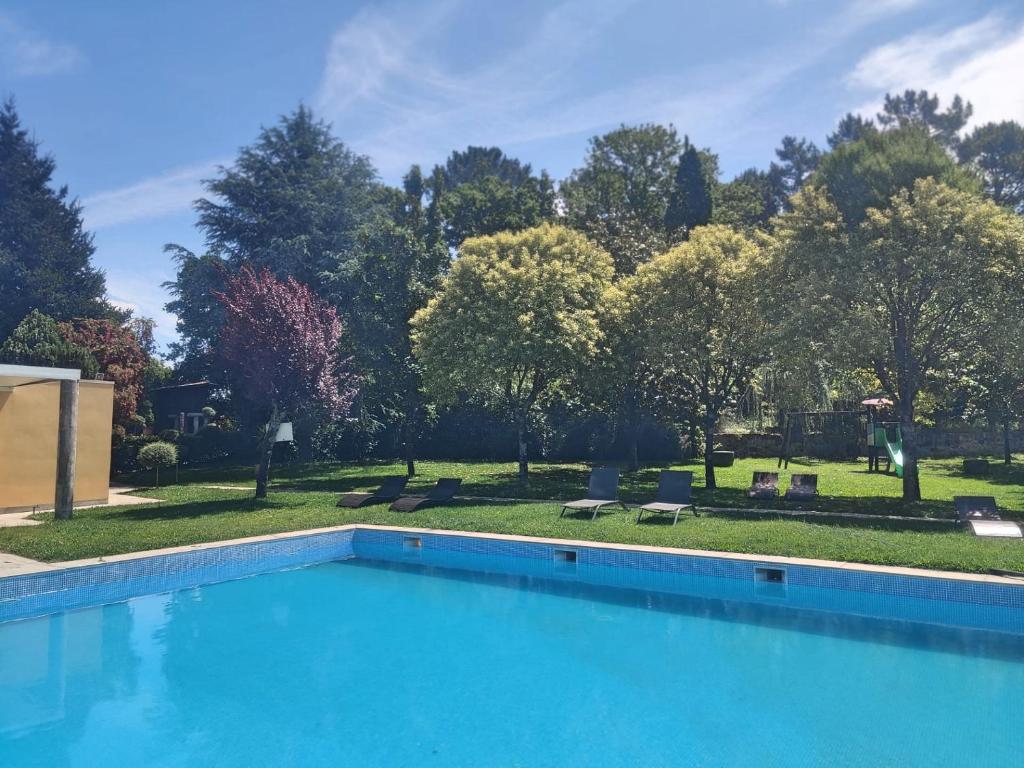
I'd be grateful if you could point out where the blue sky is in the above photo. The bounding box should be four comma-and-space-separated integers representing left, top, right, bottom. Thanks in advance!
1, 0, 1022, 350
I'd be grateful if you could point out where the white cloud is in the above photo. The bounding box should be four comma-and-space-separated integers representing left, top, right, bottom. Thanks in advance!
0, 15, 82, 76
81, 161, 220, 230
846, 0, 924, 23
847, 14, 1024, 127
313, 0, 924, 178
105, 272, 178, 350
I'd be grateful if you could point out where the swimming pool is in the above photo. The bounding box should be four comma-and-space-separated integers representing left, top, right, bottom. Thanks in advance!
2, 526, 1023, 766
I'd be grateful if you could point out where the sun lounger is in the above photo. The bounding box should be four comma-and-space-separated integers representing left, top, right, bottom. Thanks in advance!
784, 473, 818, 501
337, 476, 409, 508
748, 471, 779, 499
954, 496, 1023, 538
636, 470, 694, 525
389, 478, 462, 512
559, 467, 628, 520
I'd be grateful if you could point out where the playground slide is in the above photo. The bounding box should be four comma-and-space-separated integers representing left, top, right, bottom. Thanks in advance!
883, 433, 904, 478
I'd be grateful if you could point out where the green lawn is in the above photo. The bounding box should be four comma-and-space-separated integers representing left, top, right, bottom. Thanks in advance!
2, 457, 1023, 574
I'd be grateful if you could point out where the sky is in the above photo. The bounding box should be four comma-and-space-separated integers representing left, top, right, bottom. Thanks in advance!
1, 0, 1022, 351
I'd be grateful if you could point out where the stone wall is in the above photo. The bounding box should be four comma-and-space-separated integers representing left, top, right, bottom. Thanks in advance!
715, 427, 1024, 459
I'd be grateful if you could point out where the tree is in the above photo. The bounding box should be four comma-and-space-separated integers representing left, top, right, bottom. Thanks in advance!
877, 89, 972, 149
0, 310, 98, 376
776, 179, 1024, 501
412, 224, 614, 481
138, 441, 177, 487
163, 246, 230, 380
967, 276, 1024, 464
333, 172, 449, 475
438, 146, 538, 187
770, 136, 821, 206
712, 169, 776, 230
62, 319, 149, 425
196, 106, 379, 288
429, 146, 555, 249
627, 226, 774, 488
166, 105, 380, 375
561, 124, 682, 274
435, 174, 554, 250
216, 267, 356, 498
0, 99, 113, 341
958, 121, 1024, 213
811, 124, 978, 226
665, 138, 713, 239
828, 113, 876, 149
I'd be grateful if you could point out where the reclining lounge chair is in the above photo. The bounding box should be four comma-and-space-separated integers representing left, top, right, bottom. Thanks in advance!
389, 478, 462, 512
784, 473, 818, 502
337, 476, 409, 508
636, 470, 695, 525
559, 467, 628, 520
747, 471, 779, 500
954, 496, 1022, 538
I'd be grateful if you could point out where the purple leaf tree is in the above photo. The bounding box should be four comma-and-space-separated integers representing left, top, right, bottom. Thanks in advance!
217, 266, 356, 498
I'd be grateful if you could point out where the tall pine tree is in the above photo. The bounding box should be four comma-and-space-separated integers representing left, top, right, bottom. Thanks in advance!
665, 138, 713, 239
0, 99, 111, 341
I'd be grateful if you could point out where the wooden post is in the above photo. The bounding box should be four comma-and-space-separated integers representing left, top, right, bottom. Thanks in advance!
54, 379, 79, 520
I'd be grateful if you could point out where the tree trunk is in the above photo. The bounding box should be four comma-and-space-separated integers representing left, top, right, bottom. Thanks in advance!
54, 379, 79, 520
898, 400, 921, 502
687, 414, 700, 461
1004, 419, 1012, 465
704, 413, 717, 489
256, 405, 282, 500
403, 416, 416, 477
516, 415, 529, 483
622, 384, 640, 472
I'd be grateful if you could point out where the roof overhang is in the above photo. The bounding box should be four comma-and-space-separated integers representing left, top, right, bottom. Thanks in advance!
0, 364, 81, 392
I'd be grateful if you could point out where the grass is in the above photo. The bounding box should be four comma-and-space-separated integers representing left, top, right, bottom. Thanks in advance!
122, 454, 1024, 516
2, 456, 1023, 574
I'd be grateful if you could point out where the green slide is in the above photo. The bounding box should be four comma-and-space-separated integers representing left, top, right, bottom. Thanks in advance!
883, 431, 904, 478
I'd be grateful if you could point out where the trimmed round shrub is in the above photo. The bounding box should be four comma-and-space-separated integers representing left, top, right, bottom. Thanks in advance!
159, 428, 181, 443
126, 413, 147, 436
138, 441, 178, 486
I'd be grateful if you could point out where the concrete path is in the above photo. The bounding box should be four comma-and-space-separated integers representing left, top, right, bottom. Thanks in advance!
0, 551, 52, 576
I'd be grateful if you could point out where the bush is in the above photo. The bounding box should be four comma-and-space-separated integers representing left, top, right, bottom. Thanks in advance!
177, 424, 249, 466
159, 428, 181, 443
111, 434, 157, 476
138, 441, 178, 486
126, 414, 147, 436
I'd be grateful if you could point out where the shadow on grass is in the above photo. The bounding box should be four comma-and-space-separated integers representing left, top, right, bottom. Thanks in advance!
922, 457, 1024, 487
91, 497, 276, 522
265, 462, 961, 520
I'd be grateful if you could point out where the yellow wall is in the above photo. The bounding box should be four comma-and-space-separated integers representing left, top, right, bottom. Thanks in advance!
0, 380, 113, 510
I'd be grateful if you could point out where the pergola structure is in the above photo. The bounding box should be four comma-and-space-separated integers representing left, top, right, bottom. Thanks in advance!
0, 364, 81, 519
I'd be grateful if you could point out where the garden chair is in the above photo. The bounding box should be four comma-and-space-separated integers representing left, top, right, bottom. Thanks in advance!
337, 476, 408, 508
389, 478, 463, 512
784, 473, 818, 501
636, 470, 695, 525
747, 471, 779, 500
559, 467, 628, 520
954, 496, 1022, 538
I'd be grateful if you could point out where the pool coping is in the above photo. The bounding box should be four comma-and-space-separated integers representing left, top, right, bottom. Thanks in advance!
3, 523, 1023, 587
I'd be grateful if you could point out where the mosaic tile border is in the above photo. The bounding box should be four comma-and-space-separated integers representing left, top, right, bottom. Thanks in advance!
0, 529, 354, 622
352, 528, 1024, 634
1, 525, 1021, 634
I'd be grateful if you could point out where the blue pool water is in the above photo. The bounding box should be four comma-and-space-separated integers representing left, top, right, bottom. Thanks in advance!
2, 558, 1023, 767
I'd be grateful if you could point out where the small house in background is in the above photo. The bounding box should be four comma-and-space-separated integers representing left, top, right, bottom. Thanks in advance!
149, 381, 215, 435
0, 364, 114, 513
